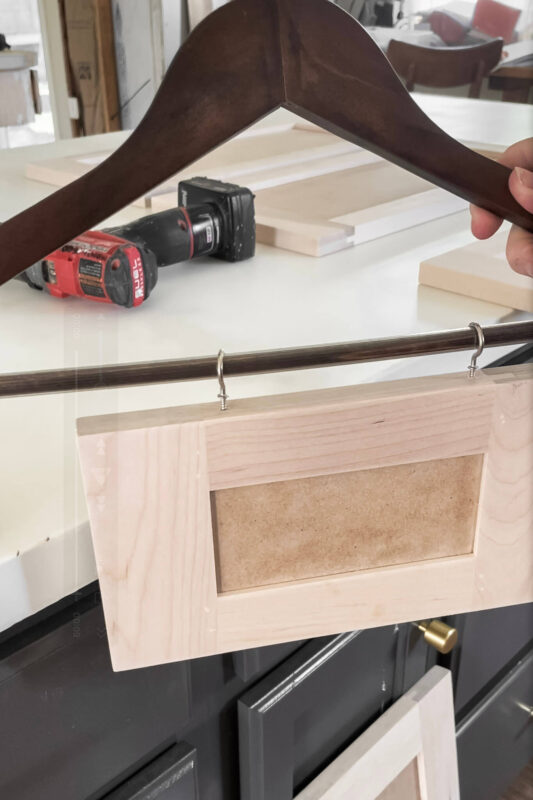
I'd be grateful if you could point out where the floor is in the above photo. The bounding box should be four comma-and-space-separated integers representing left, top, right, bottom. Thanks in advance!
501, 759, 533, 800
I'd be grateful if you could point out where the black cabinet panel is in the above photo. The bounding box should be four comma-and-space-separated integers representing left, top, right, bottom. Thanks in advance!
232, 641, 306, 683
457, 647, 533, 800
392, 622, 437, 700
446, 603, 533, 715
103, 743, 198, 799
0, 604, 190, 800
238, 628, 401, 800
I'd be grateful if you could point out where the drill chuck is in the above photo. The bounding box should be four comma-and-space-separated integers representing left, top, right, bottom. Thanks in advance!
107, 205, 223, 267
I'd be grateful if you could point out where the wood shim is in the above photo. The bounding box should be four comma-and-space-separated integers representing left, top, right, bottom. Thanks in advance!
77, 365, 533, 669
419, 231, 533, 312
25, 121, 485, 255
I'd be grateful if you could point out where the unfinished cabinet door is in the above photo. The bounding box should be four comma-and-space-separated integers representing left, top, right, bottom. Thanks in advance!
296, 666, 458, 800
77, 365, 533, 670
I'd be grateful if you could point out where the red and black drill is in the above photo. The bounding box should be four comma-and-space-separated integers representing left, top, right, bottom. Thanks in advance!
17, 178, 255, 307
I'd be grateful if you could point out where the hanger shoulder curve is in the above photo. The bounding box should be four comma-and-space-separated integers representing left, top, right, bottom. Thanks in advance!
0, 0, 283, 284
279, 0, 532, 232
0, 0, 530, 285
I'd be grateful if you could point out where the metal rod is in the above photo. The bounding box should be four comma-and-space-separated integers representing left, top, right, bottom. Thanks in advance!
0, 320, 531, 398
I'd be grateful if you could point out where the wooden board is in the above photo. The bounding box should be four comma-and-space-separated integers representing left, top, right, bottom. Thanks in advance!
419, 232, 533, 312
25, 123, 354, 209
295, 667, 458, 800
150, 154, 466, 256
25, 122, 483, 254
76, 365, 533, 670
252, 160, 464, 256
61, 0, 121, 135
111, 0, 165, 130
150, 140, 468, 255
376, 762, 421, 800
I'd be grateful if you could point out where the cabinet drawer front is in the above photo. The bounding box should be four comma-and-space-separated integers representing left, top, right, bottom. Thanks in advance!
450, 603, 533, 714
0, 604, 190, 800
103, 743, 197, 799
456, 647, 533, 800
232, 640, 306, 682
238, 628, 399, 800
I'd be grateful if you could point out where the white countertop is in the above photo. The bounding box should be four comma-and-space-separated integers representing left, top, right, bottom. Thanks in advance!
0, 95, 531, 631
0, 49, 38, 71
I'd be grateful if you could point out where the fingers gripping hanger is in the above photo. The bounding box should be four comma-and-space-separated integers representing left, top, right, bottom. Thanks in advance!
0, 0, 531, 284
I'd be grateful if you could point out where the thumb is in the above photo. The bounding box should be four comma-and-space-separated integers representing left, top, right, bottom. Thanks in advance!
509, 167, 533, 215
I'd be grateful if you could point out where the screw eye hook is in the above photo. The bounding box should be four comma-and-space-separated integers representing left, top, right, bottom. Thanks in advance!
217, 349, 228, 411
468, 322, 485, 378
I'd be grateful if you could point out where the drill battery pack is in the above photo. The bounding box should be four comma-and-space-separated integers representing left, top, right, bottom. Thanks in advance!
178, 177, 255, 262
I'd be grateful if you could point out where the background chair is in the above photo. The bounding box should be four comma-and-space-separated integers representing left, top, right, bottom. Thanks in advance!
386, 38, 504, 98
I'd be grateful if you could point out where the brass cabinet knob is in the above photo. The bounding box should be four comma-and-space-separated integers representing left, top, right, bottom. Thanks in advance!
413, 619, 458, 654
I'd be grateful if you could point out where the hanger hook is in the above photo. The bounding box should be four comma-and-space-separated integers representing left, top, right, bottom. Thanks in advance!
468, 322, 485, 378
217, 349, 229, 411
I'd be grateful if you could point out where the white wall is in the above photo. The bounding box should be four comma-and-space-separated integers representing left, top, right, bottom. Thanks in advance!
161, 0, 189, 68
0, 0, 40, 35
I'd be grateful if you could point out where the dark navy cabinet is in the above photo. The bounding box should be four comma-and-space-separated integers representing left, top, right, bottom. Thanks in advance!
1, 587, 531, 800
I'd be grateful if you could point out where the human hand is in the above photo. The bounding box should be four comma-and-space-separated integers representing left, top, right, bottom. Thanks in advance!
470, 138, 533, 277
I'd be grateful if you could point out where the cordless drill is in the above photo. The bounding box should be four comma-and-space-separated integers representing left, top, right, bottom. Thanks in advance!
18, 178, 255, 307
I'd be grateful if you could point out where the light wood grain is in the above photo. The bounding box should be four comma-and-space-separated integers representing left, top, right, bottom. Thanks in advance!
419, 231, 533, 312
377, 761, 421, 800
295, 667, 458, 800
152, 158, 466, 256
93, 0, 121, 133
25, 153, 155, 205
77, 422, 218, 671
25, 125, 355, 210
25, 124, 496, 256
77, 365, 533, 668
76, 370, 497, 435
204, 380, 494, 490
376, 760, 420, 800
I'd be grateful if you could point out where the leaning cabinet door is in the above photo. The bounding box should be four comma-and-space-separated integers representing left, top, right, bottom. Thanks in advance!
296, 666, 459, 800
77, 365, 533, 670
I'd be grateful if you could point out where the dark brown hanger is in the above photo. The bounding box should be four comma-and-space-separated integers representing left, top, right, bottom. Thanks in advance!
0, 0, 530, 286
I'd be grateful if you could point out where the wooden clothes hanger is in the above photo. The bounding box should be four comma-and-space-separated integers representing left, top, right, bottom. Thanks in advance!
0, 0, 531, 285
